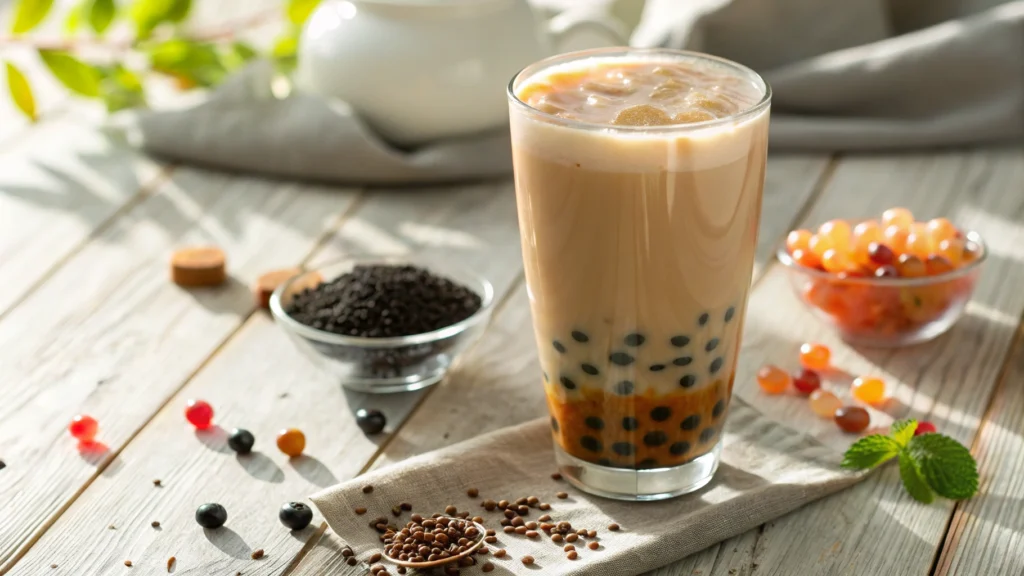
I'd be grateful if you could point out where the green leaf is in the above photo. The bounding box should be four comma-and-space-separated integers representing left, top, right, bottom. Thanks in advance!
287, 0, 321, 25
148, 39, 226, 87
11, 0, 55, 34
220, 41, 259, 72
5, 62, 37, 120
39, 50, 101, 97
898, 452, 935, 504
64, 3, 83, 33
907, 433, 979, 500
891, 419, 917, 448
130, 0, 191, 38
99, 64, 146, 112
271, 32, 298, 73
88, 0, 116, 35
841, 434, 901, 470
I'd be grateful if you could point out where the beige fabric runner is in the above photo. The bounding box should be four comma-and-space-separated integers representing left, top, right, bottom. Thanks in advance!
311, 401, 864, 575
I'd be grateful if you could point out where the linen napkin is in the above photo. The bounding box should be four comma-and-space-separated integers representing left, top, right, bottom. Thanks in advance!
310, 400, 863, 575
117, 0, 1024, 185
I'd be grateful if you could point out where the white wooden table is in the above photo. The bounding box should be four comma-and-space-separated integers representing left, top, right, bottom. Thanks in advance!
3, 7, 1024, 576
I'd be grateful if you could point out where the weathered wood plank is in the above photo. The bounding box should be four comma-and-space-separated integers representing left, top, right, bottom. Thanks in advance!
728, 148, 1024, 576
0, 170, 357, 572
289, 154, 834, 574
7, 181, 524, 575
933, 324, 1024, 576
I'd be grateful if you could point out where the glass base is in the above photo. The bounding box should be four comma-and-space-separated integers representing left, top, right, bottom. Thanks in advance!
340, 369, 446, 394
554, 441, 721, 501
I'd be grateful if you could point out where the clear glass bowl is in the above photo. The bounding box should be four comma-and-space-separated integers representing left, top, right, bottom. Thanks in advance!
269, 256, 495, 393
777, 231, 986, 347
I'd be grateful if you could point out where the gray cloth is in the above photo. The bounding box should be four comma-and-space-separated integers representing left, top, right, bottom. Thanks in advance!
310, 400, 864, 576
121, 0, 1024, 184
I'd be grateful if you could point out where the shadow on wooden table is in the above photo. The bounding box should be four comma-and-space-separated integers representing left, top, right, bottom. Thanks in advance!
202, 525, 252, 560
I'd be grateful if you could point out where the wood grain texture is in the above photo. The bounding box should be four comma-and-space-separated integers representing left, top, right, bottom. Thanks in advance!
289, 155, 833, 574
727, 148, 1024, 576
933, 324, 1024, 576
0, 170, 356, 572
7, 181, 524, 575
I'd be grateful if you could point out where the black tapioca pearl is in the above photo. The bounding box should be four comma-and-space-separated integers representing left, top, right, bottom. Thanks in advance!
725, 306, 735, 322
584, 416, 604, 431
672, 356, 692, 367
581, 363, 599, 376
609, 352, 635, 366
623, 333, 645, 347
650, 406, 672, 422
642, 431, 667, 447
580, 436, 602, 453
553, 340, 567, 354
649, 364, 666, 372
571, 330, 589, 343
680, 414, 701, 430
698, 313, 709, 326
670, 335, 690, 347
551, 417, 560, 432
637, 459, 659, 469
699, 428, 717, 444
709, 357, 724, 374
559, 376, 576, 390
669, 441, 691, 456
597, 458, 612, 466
679, 374, 697, 388
613, 380, 634, 396
705, 338, 720, 352
712, 399, 727, 419
622, 417, 638, 431
611, 442, 635, 456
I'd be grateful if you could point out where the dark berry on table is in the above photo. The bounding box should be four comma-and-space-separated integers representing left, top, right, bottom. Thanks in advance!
581, 363, 599, 376
609, 352, 635, 366
195, 503, 227, 529
227, 428, 255, 455
623, 333, 645, 347
571, 330, 589, 343
356, 409, 387, 435
670, 335, 690, 347
279, 502, 314, 531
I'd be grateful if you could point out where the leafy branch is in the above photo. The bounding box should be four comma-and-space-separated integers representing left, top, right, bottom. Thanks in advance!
0, 0, 317, 120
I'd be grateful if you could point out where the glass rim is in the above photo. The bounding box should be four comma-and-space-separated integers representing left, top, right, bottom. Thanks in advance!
507, 47, 772, 134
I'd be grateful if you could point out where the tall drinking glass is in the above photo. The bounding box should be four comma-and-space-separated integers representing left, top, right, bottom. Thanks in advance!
507, 48, 771, 500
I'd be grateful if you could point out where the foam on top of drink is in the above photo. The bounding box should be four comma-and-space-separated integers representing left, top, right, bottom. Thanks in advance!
510, 54, 769, 172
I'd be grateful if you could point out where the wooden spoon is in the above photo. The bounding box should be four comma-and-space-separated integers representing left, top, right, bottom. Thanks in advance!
386, 519, 487, 569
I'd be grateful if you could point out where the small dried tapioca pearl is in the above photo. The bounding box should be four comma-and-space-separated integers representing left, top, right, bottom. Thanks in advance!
834, 406, 870, 433
613, 104, 672, 126
936, 238, 965, 265
818, 220, 851, 253
867, 242, 895, 267
821, 249, 856, 274
925, 255, 954, 275
851, 377, 886, 404
786, 229, 813, 253
808, 390, 842, 418
799, 343, 831, 370
897, 254, 927, 278
792, 369, 821, 395
756, 365, 790, 394
184, 399, 214, 430
926, 218, 958, 245
808, 234, 834, 259
852, 221, 883, 263
791, 249, 822, 270
881, 207, 914, 231
883, 225, 910, 253
69, 415, 98, 442
904, 223, 933, 259
276, 428, 306, 457
914, 421, 937, 435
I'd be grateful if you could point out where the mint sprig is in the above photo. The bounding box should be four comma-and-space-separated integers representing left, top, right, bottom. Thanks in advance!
841, 419, 979, 504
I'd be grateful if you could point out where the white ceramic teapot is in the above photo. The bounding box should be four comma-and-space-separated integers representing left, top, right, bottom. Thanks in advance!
296, 0, 627, 146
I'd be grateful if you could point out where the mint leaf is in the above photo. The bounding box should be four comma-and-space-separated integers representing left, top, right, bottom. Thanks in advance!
891, 419, 917, 447
287, 0, 321, 26
898, 452, 934, 503
5, 61, 37, 120
907, 433, 979, 500
131, 0, 191, 38
39, 50, 101, 97
88, 0, 116, 35
148, 39, 226, 87
841, 434, 900, 470
11, 0, 54, 34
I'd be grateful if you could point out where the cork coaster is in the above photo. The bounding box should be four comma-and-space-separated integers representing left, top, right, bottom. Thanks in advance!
254, 267, 301, 308
171, 247, 227, 287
